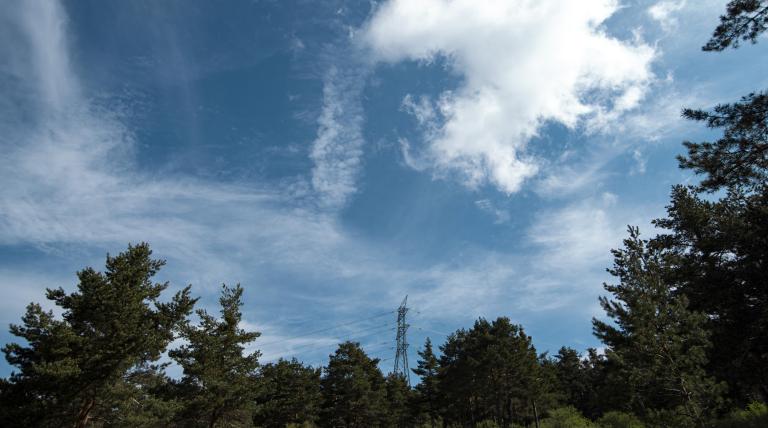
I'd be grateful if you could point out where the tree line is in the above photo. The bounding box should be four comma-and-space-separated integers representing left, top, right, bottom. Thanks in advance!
2, 1, 768, 426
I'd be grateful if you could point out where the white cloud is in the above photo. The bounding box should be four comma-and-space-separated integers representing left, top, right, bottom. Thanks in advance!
528, 192, 625, 269
535, 153, 611, 198
0, 0, 367, 295
474, 199, 510, 224
648, 0, 687, 33
631, 149, 647, 175
363, 0, 656, 194
309, 63, 366, 210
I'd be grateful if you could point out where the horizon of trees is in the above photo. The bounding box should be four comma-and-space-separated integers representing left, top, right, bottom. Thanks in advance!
2, 1, 768, 427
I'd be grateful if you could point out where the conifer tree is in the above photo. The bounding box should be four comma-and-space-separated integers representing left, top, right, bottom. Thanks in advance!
553, 347, 590, 413
254, 358, 322, 428
438, 318, 544, 427
412, 338, 440, 427
593, 227, 725, 426
703, 0, 768, 51
319, 341, 388, 427
105, 363, 183, 427
170, 284, 260, 427
384, 372, 414, 428
1, 243, 195, 427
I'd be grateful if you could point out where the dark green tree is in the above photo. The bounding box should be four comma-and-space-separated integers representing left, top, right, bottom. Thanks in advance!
104, 363, 183, 427
412, 338, 440, 427
170, 284, 260, 427
593, 227, 725, 426
680, 93, 768, 192
383, 372, 414, 428
652, 185, 768, 403
437, 317, 545, 427
254, 358, 322, 428
552, 347, 590, 413
319, 341, 388, 428
703, 0, 768, 51
654, 0, 768, 405
1, 243, 195, 427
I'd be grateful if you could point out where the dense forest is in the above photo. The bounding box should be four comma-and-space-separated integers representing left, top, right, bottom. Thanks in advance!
2, 1, 768, 427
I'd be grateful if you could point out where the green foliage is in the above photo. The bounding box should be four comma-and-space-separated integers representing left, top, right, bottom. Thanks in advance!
254, 358, 321, 428
596, 411, 645, 428
1, 243, 195, 427
680, 92, 768, 192
652, 185, 768, 404
104, 364, 183, 427
474, 419, 501, 428
437, 317, 547, 427
703, 0, 768, 51
412, 338, 440, 427
384, 373, 415, 428
170, 283, 260, 427
678, 2, 768, 404
540, 406, 594, 428
552, 347, 592, 413
319, 341, 388, 427
593, 227, 725, 425
712, 401, 768, 428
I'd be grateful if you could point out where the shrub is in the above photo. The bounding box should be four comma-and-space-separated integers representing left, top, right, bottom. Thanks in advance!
540, 406, 595, 428
596, 411, 644, 428
713, 402, 768, 428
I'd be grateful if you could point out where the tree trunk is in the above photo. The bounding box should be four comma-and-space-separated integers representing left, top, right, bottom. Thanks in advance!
74, 397, 95, 428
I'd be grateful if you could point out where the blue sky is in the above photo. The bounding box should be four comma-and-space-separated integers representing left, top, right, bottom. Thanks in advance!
1, 0, 767, 374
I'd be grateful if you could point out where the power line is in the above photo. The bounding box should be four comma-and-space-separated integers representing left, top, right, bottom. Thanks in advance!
261, 326, 397, 364
258, 310, 395, 348
264, 324, 395, 355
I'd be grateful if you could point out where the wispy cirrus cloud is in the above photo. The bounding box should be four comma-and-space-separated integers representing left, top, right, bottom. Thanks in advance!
0, 0, 358, 291
309, 63, 367, 210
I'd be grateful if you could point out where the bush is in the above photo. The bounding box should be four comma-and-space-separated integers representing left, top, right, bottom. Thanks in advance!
596, 411, 644, 428
540, 406, 595, 428
475, 420, 501, 428
713, 402, 768, 428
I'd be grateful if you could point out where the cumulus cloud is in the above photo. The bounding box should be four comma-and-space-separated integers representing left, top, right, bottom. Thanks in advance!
363, 0, 656, 193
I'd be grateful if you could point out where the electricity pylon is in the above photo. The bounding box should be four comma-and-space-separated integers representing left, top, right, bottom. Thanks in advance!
393, 295, 411, 386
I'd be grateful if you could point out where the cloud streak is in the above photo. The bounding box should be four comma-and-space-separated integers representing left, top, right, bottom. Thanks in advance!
310, 63, 367, 209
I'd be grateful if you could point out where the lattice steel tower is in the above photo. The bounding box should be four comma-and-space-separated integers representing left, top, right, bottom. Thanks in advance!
393, 295, 411, 386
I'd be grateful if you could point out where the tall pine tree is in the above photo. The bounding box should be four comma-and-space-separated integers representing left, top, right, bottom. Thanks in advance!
1, 243, 195, 427
170, 284, 260, 427
319, 341, 388, 428
412, 338, 440, 428
594, 227, 725, 426
254, 358, 322, 427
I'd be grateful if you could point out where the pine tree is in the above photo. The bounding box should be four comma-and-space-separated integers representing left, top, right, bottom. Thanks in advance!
703, 0, 768, 51
593, 227, 725, 426
319, 341, 388, 427
680, 93, 768, 193
653, 186, 768, 403
438, 318, 544, 427
661, 0, 768, 404
254, 358, 322, 428
105, 363, 183, 427
170, 284, 260, 427
1, 243, 195, 427
384, 372, 413, 428
553, 347, 590, 413
412, 338, 440, 427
